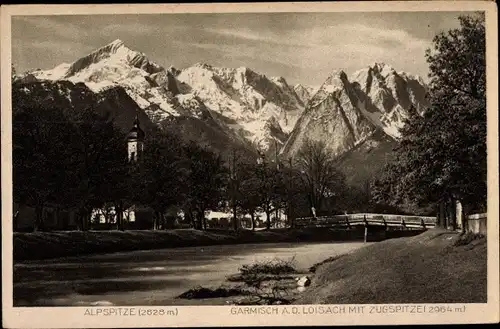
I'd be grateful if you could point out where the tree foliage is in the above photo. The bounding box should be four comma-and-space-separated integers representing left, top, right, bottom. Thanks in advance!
295, 139, 346, 216
372, 14, 487, 218
136, 129, 187, 229
184, 142, 228, 230
13, 104, 77, 231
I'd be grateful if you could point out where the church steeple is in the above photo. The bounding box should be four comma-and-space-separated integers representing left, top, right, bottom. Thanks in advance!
127, 112, 145, 162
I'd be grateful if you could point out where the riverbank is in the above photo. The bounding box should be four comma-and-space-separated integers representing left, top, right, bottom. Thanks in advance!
14, 227, 421, 261
295, 229, 487, 304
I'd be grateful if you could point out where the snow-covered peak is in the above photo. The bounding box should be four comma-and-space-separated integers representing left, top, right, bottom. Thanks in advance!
294, 84, 320, 106
283, 62, 430, 160
349, 63, 429, 138
371, 62, 394, 73
29, 62, 71, 81
270, 76, 287, 85
94, 38, 127, 55
236, 66, 250, 73
66, 39, 162, 78
319, 69, 349, 94
167, 66, 181, 76
192, 62, 215, 70
108, 38, 125, 48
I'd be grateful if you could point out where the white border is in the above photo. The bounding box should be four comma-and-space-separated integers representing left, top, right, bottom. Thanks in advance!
1, 2, 498, 327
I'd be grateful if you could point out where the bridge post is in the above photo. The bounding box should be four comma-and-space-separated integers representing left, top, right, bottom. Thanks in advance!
363, 215, 368, 243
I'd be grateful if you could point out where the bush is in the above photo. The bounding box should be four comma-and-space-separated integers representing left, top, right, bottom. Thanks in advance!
454, 232, 485, 247
227, 273, 296, 282
239, 258, 297, 276
177, 286, 249, 299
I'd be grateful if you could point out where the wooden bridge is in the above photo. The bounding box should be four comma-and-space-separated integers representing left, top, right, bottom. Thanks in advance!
295, 213, 437, 230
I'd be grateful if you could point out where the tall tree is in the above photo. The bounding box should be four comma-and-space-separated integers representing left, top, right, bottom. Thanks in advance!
253, 162, 286, 230
372, 14, 486, 226
66, 108, 130, 230
238, 162, 263, 230
295, 139, 346, 216
226, 148, 249, 231
279, 158, 306, 228
98, 130, 135, 231
12, 103, 77, 231
11, 64, 16, 80
137, 130, 187, 230
184, 142, 228, 230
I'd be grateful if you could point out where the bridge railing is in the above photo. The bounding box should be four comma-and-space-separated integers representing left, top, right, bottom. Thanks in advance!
295, 213, 436, 229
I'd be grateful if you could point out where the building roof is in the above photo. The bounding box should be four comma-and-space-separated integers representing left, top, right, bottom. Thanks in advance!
127, 114, 145, 141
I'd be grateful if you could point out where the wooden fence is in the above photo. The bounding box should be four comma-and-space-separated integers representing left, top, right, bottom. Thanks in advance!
295, 213, 437, 230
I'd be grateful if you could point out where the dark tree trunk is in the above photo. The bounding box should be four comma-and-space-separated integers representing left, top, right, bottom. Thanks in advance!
116, 202, 124, 231
54, 207, 60, 230
461, 206, 468, 233
34, 204, 43, 232
450, 196, 457, 231
438, 202, 445, 228
265, 209, 271, 230
165, 214, 175, 230
440, 200, 449, 229
202, 213, 207, 230
196, 210, 204, 230
187, 209, 195, 229
161, 212, 167, 230
76, 211, 83, 231
153, 211, 160, 230
87, 209, 93, 231
232, 204, 238, 231
77, 208, 90, 231
444, 198, 451, 229
61, 210, 69, 231
13, 210, 19, 232
250, 212, 256, 231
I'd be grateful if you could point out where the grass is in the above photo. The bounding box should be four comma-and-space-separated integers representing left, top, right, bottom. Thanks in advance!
309, 255, 344, 273
295, 229, 487, 304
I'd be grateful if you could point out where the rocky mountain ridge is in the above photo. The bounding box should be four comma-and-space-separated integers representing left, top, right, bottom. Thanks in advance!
281, 63, 429, 160
14, 40, 429, 185
20, 39, 309, 153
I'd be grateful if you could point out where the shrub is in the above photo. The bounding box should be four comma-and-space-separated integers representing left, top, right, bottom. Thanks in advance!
454, 232, 486, 247
239, 257, 297, 276
177, 286, 249, 299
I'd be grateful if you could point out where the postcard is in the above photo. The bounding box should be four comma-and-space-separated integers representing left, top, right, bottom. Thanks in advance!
1, 1, 498, 327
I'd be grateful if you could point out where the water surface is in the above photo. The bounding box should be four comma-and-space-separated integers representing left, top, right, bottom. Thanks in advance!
14, 241, 369, 306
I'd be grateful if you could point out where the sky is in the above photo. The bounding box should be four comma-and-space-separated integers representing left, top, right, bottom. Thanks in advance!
11, 12, 472, 85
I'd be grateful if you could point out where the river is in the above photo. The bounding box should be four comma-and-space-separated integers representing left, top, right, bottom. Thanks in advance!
14, 241, 368, 306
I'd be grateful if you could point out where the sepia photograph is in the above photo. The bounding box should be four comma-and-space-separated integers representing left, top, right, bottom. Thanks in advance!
1, 1, 498, 327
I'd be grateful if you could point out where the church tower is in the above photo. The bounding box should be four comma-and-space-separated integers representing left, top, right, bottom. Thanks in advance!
127, 114, 145, 162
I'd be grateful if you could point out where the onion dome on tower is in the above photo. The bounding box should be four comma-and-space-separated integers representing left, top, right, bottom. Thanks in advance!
127, 115, 145, 141
127, 114, 145, 162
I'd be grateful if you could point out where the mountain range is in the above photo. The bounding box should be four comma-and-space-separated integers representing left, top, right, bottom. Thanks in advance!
13, 39, 429, 186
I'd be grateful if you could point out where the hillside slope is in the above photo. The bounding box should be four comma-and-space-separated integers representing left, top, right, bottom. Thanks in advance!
296, 230, 486, 304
